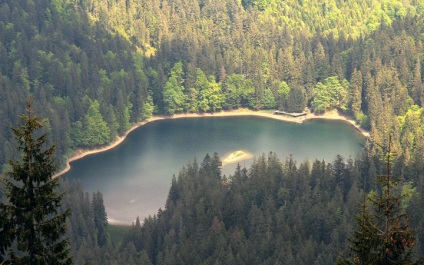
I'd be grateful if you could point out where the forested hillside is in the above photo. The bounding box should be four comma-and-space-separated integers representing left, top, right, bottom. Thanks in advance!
2, 1, 424, 263
1, 0, 424, 174
0, 0, 152, 170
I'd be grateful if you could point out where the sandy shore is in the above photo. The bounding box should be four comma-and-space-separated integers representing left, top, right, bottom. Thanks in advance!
54, 108, 369, 178
304, 109, 370, 138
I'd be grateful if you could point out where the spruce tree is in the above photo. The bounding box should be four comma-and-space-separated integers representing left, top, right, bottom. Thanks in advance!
0, 99, 71, 264
339, 137, 424, 264
92, 191, 109, 247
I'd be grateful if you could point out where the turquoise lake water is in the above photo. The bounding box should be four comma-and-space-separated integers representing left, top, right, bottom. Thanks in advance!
63, 116, 365, 223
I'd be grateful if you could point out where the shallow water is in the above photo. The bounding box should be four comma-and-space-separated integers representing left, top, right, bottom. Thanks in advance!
63, 116, 365, 223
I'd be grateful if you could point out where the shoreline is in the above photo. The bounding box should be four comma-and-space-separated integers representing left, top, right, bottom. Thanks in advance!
304, 109, 370, 138
54, 108, 369, 178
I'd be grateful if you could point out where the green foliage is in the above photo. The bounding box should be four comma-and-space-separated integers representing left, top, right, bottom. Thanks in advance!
340, 144, 424, 264
286, 87, 305, 112
192, 70, 225, 112
58, 181, 124, 264
252, 0, 420, 39
312, 76, 349, 113
163, 62, 185, 114
355, 111, 369, 129
92, 147, 424, 265
196, 68, 211, 112
223, 74, 256, 110
76, 99, 110, 147
113, 151, 419, 264
108, 224, 130, 247
0, 0, 156, 170
163, 77, 185, 114
185, 87, 199, 112
350, 69, 363, 116
275, 81, 291, 110
0, 100, 71, 264
262, 88, 276, 109
312, 82, 333, 113
208, 77, 225, 112
2, 0, 424, 175
401, 181, 417, 209
141, 95, 154, 120
92, 191, 109, 247
397, 105, 424, 165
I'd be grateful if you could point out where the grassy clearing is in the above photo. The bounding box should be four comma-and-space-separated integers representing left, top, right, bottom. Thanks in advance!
108, 224, 131, 247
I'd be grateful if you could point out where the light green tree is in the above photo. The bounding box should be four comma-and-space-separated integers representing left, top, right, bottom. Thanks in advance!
312, 76, 348, 113
141, 94, 154, 120
223, 74, 244, 109
79, 99, 110, 147
163, 62, 185, 114
262, 88, 276, 109
207, 76, 224, 112
185, 87, 199, 113
275, 81, 290, 110
196, 70, 224, 112
196, 68, 210, 112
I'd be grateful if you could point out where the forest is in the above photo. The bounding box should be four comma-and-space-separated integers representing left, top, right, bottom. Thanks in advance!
1, 0, 424, 263
0, 0, 424, 174
59, 152, 424, 264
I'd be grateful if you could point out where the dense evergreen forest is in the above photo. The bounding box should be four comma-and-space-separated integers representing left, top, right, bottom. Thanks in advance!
1, 0, 424, 263
1, 0, 424, 174
60, 152, 424, 264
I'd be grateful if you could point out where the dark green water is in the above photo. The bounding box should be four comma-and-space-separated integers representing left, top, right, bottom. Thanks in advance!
63, 116, 365, 223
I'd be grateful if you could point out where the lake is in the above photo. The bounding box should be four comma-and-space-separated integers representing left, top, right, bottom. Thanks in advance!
63, 116, 365, 224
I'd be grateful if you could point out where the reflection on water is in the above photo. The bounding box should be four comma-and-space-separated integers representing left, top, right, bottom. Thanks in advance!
63, 116, 365, 223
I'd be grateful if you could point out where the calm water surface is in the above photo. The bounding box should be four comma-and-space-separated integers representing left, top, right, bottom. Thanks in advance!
63, 116, 365, 223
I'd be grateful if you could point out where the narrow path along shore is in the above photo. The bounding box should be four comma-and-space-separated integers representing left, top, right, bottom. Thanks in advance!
54, 108, 369, 178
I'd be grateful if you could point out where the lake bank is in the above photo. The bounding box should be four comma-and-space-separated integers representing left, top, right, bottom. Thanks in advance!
54, 108, 369, 178
62, 113, 366, 223
304, 109, 369, 138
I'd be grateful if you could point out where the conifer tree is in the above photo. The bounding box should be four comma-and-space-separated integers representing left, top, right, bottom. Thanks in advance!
0, 99, 71, 264
339, 137, 424, 264
92, 191, 109, 247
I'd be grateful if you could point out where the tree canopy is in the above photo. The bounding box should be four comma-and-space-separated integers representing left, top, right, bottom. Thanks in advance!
1, 0, 424, 174
339, 140, 424, 264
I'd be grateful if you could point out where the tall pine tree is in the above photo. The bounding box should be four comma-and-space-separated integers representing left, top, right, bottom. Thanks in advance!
92, 191, 109, 247
339, 137, 424, 264
0, 99, 71, 264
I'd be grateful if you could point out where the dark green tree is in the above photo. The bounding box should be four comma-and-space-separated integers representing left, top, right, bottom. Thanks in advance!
350, 68, 363, 116
0, 99, 71, 264
339, 138, 424, 264
92, 191, 109, 247
286, 87, 305, 113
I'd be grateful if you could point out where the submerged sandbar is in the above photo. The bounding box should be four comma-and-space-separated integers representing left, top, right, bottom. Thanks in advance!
222, 150, 253, 166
